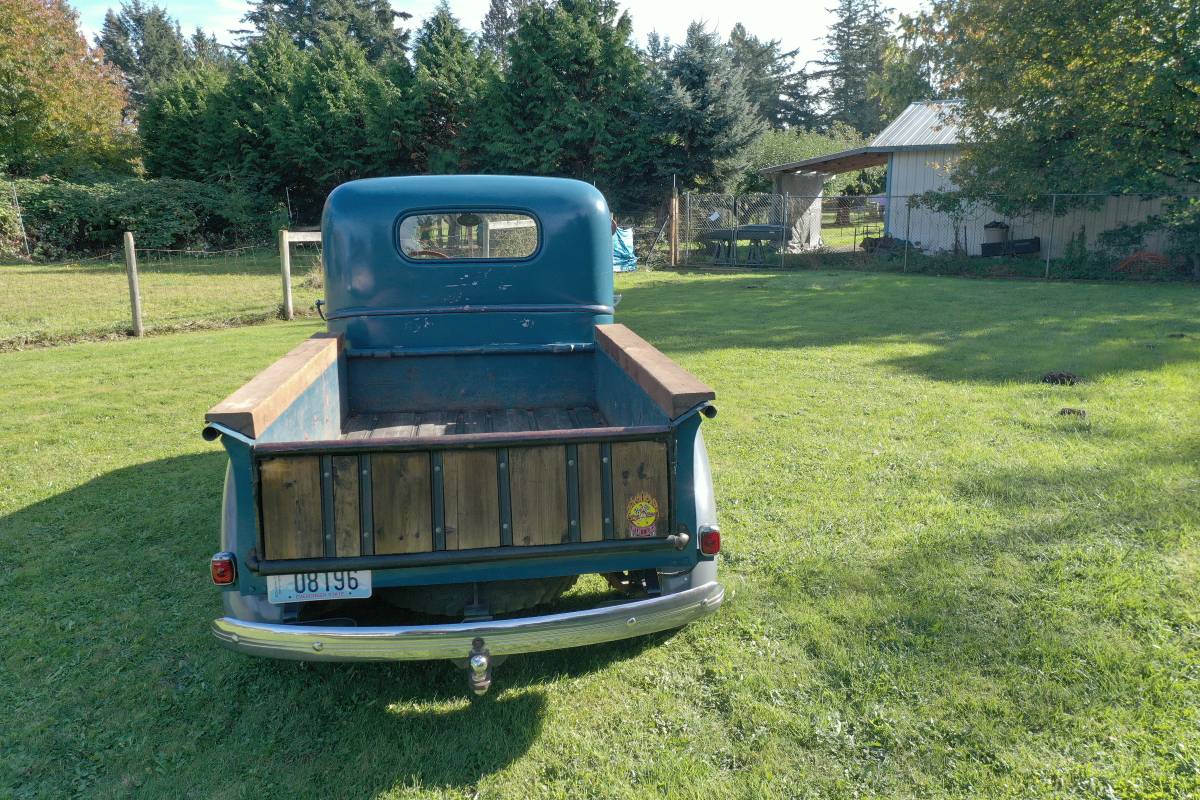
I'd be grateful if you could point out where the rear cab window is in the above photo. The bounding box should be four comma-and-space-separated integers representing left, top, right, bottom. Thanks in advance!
396, 211, 540, 261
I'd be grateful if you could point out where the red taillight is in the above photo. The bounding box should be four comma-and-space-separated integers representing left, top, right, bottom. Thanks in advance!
210, 552, 237, 585
699, 527, 721, 556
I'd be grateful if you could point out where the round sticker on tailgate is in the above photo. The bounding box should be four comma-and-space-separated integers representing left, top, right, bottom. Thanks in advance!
626, 492, 658, 538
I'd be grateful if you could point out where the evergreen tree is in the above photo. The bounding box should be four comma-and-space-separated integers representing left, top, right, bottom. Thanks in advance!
655, 22, 763, 191
190, 27, 234, 67
139, 22, 416, 215
95, 1, 189, 110
412, 2, 489, 172
643, 31, 672, 81
273, 30, 396, 210
239, 0, 410, 62
816, 0, 892, 134
468, 0, 664, 212
727, 23, 815, 129
140, 59, 229, 180
479, 0, 529, 68
206, 25, 306, 192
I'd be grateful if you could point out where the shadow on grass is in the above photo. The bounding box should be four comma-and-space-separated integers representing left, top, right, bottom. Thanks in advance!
1, 452, 668, 795
622, 270, 1200, 383
743, 436, 1199, 789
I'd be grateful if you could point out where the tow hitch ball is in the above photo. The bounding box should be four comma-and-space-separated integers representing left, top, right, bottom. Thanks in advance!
467, 637, 492, 696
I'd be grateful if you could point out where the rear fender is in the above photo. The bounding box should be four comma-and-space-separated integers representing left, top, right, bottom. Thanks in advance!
661, 420, 718, 594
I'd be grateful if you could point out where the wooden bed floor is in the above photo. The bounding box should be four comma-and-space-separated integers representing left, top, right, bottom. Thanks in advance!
341, 406, 610, 439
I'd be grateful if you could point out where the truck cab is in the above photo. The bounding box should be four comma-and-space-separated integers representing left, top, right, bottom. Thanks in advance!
203, 175, 723, 693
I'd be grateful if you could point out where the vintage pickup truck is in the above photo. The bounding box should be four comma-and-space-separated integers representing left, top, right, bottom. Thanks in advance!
203, 175, 723, 693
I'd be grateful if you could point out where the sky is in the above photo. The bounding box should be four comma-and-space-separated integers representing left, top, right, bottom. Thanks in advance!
72, 0, 929, 66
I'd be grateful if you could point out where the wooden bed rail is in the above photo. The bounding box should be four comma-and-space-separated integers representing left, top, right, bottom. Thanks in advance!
594, 324, 715, 419
205, 332, 341, 438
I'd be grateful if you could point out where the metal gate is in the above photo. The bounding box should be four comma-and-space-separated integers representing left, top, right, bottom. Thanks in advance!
683, 193, 788, 267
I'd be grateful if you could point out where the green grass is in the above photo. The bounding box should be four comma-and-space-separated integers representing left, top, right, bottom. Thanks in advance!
3, 270, 1199, 798
0, 248, 324, 350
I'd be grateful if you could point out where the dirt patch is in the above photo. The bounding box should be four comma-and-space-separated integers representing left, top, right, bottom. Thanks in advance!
1043, 371, 1081, 385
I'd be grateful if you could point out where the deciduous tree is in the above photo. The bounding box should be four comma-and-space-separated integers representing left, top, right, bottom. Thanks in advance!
866, 12, 937, 122
0, 0, 136, 176
928, 0, 1200, 271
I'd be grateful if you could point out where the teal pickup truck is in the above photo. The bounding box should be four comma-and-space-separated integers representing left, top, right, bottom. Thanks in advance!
203, 175, 723, 693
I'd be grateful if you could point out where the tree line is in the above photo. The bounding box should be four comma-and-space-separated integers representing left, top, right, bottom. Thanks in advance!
3, 0, 928, 222
3, 0, 1193, 266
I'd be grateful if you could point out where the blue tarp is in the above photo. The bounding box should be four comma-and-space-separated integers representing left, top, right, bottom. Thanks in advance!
612, 226, 637, 272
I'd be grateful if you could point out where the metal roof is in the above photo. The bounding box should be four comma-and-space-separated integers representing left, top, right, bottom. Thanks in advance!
870, 100, 962, 148
757, 147, 889, 176
759, 100, 963, 176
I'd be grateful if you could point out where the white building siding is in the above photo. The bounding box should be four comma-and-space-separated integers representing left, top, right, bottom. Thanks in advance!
885, 148, 1171, 257
885, 149, 960, 249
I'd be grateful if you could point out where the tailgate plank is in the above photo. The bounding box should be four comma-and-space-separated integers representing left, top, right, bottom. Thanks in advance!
577, 442, 605, 542
331, 455, 361, 557
260, 457, 324, 559
372, 453, 433, 553
611, 441, 669, 539
443, 449, 501, 550
510, 446, 568, 546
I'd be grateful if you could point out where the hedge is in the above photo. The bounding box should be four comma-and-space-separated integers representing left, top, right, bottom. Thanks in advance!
4, 177, 278, 259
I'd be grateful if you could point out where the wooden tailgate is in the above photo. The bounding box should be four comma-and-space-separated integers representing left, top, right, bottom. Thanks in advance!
254, 438, 673, 562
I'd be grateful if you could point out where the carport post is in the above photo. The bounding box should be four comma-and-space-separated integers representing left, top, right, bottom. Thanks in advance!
122, 231, 144, 337
279, 228, 294, 320
781, 192, 789, 268
1044, 194, 1057, 279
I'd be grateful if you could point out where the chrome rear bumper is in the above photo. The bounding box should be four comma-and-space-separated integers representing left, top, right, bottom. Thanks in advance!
212, 581, 724, 661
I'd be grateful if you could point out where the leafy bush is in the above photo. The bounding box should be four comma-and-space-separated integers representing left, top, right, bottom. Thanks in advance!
737, 123, 884, 195
0, 184, 24, 256
11, 178, 272, 258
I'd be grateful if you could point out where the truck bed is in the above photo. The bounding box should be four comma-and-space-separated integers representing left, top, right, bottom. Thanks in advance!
342, 406, 609, 440
205, 324, 715, 566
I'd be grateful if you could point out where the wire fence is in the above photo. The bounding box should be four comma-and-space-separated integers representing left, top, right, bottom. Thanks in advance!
618, 205, 673, 269
681, 191, 1200, 280
0, 235, 324, 350
4, 187, 1196, 350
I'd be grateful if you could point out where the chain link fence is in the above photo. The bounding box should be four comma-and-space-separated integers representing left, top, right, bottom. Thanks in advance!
681, 191, 1200, 280
681, 193, 788, 267
616, 203, 673, 269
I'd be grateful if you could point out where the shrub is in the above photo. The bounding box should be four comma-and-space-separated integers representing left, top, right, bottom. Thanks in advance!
10, 177, 272, 259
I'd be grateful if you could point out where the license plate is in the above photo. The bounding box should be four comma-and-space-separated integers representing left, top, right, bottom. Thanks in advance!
266, 571, 372, 604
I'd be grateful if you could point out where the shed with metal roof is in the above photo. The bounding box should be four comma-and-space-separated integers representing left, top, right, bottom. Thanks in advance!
759, 100, 963, 181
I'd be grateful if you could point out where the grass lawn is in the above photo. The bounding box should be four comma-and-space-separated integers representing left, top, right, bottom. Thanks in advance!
0, 248, 323, 350
3, 269, 1198, 798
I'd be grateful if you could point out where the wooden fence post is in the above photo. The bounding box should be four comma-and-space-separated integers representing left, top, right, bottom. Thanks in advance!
279, 228, 294, 320
670, 190, 679, 267
122, 231, 144, 337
